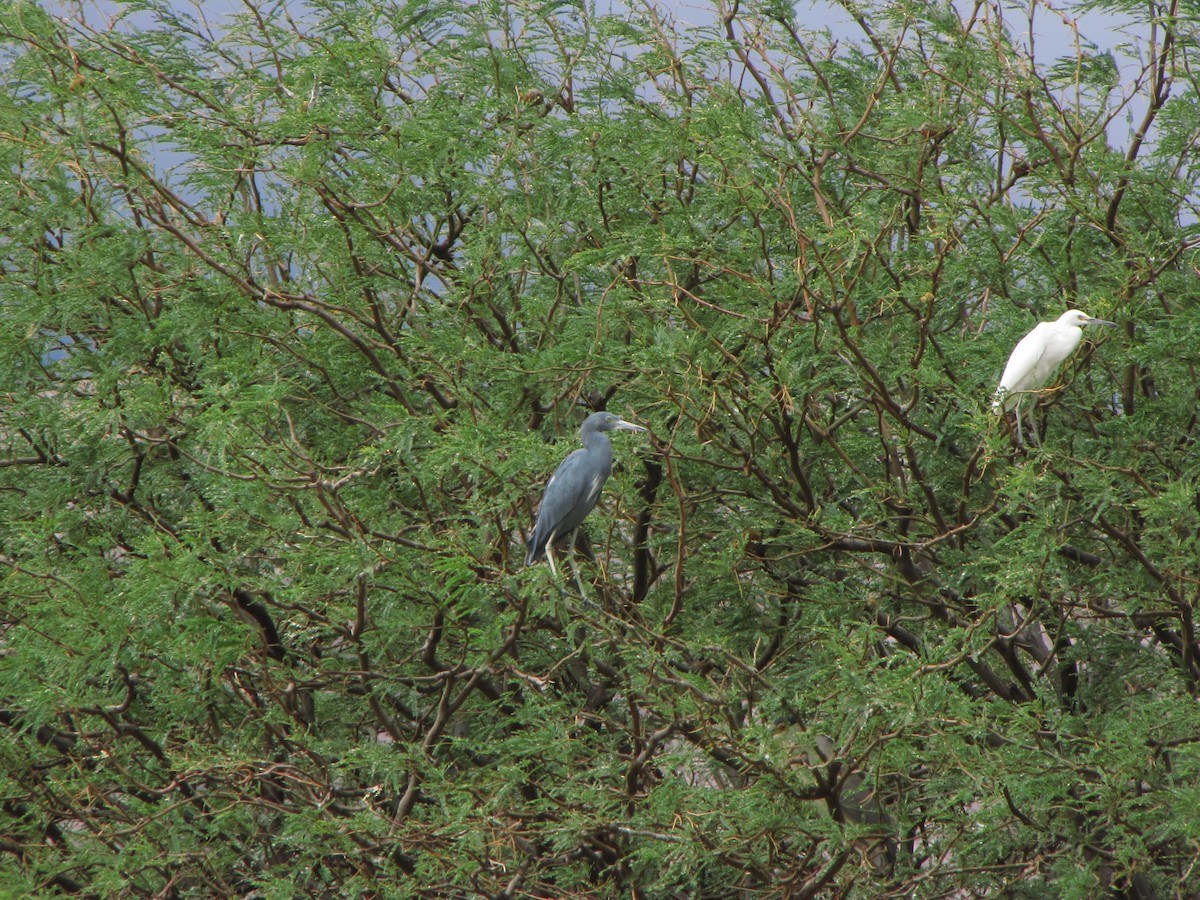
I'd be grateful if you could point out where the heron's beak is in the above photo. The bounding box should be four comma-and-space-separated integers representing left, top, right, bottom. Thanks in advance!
614, 419, 649, 433
1087, 317, 1118, 327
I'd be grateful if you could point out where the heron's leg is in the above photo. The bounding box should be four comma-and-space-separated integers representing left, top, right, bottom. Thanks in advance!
1013, 399, 1024, 446
544, 537, 559, 580
566, 530, 589, 599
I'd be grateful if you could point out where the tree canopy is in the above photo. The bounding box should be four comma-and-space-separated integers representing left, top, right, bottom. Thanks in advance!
2, 0, 1200, 895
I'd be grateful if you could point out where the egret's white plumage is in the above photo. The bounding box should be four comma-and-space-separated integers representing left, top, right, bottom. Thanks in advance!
993, 309, 1117, 444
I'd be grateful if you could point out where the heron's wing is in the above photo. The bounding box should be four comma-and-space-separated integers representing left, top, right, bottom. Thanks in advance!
526, 449, 610, 563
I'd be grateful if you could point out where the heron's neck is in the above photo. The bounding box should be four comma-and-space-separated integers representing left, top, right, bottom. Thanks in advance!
582, 432, 613, 462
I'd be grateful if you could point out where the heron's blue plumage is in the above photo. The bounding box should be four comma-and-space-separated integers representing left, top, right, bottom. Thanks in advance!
526, 411, 646, 568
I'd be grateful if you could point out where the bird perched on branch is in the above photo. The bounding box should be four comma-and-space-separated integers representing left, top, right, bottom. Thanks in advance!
526, 411, 647, 594
993, 309, 1117, 444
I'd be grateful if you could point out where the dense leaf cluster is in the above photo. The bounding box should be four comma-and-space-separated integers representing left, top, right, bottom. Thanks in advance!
2, 0, 1200, 895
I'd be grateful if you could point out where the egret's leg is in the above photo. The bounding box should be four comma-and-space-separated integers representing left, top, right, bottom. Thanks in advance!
1012, 400, 1032, 448
1025, 403, 1041, 447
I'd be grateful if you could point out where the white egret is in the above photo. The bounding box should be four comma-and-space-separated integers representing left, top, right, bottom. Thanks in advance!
992, 309, 1117, 444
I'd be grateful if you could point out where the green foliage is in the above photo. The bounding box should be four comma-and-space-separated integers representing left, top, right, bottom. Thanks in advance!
2, 0, 1200, 894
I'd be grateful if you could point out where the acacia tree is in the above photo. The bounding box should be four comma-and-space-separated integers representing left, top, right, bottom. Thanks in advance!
2, 0, 1200, 895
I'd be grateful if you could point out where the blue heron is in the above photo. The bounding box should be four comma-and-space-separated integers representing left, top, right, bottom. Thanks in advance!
526, 411, 648, 593
993, 309, 1117, 445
